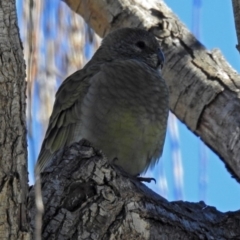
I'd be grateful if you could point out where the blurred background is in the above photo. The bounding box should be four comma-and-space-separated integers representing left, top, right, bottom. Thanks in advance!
16, 0, 240, 212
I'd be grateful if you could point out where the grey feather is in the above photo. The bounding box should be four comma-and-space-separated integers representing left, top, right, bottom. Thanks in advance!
36, 28, 169, 175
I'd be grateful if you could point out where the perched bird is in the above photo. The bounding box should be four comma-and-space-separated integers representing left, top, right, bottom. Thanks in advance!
36, 28, 169, 176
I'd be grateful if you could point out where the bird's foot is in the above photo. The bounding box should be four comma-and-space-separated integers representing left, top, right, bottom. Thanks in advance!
137, 176, 156, 183
111, 159, 157, 184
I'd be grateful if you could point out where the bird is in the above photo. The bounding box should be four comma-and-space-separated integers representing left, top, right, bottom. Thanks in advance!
36, 27, 169, 177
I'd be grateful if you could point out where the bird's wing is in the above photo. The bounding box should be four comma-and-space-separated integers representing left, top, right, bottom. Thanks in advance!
36, 66, 97, 172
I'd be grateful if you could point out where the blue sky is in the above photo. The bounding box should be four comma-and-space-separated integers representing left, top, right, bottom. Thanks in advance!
152, 0, 240, 212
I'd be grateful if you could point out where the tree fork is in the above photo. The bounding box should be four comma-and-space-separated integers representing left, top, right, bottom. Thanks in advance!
28, 140, 240, 239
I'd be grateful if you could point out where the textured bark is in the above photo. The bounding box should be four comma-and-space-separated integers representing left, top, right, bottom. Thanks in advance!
28, 141, 240, 239
232, 0, 240, 53
63, 0, 240, 182
0, 1, 30, 239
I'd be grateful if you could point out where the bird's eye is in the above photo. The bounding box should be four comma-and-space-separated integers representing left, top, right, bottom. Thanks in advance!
135, 41, 146, 49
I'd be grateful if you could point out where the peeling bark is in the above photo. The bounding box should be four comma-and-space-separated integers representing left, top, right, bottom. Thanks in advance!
0, 0, 30, 239
28, 141, 240, 239
62, 0, 240, 182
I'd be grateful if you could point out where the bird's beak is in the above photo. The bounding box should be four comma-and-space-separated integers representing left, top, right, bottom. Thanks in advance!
157, 48, 165, 69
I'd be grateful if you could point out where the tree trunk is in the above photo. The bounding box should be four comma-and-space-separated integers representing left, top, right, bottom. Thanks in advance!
63, 0, 240, 182
0, 0, 29, 239
28, 140, 240, 239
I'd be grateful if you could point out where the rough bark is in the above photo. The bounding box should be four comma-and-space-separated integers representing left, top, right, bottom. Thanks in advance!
232, 0, 240, 53
0, 1, 30, 239
28, 140, 240, 239
63, 0, 240, 182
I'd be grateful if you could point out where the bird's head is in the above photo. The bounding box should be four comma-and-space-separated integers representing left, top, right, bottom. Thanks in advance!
101, 28, 164, 70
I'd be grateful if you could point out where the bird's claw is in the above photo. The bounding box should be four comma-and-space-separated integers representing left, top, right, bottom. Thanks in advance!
137, 177, 156, 183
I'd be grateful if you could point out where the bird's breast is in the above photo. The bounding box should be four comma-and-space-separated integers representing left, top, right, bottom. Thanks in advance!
80, 60, 169, 175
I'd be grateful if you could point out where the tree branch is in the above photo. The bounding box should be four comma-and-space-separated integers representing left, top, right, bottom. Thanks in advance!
62, 0, 240, 182
28, 141, 240, 239
232, 0, 240, 53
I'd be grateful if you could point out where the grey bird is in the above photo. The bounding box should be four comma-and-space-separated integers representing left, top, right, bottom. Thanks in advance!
36, 28, 169, 176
